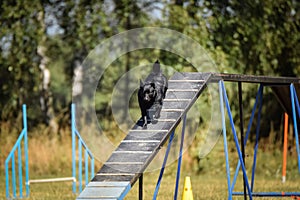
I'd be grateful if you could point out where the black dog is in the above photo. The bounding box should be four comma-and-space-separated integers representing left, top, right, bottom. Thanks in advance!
138, 60, 168, 128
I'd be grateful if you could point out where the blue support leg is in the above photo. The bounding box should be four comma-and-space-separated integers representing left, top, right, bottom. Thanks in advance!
219, 81, 232, 200
292, 86, 300, 119
221, 81, 253, 200
290, 84, 300, 173
12, 154, 16, 198
18, 143, 23, 198
71, 104, 76, 193
231, 85, 263, 191
85, 150, 88, 187
153, 131, 175, 200
79, 139, 82, 192
251, 86, 263, 191
174, 114, 187, 200
23, 105, 29, 197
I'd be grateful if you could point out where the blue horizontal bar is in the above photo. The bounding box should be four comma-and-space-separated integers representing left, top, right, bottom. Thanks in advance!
233, 192, 300, 197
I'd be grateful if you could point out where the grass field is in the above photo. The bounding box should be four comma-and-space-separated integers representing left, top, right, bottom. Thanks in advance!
1, 167, 299, 199
1, 147, 300, 200
1, 127, 300, 199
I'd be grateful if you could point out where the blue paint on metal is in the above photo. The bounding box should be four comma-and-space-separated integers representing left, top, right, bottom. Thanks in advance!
231, 85, 263, 191
91, 158, 94, 179
5, 104, 28, 199
12, 154, 16, 197
5, 162, 9, 198
71, 104, 77, 193
174, 114, 187, 200
233, 192, 300, 197
292, 85, 300, 118
290, 84, 300, 173
118, 183, 132, 200
18, 143, 23, 198
24, 105, 29, 197
71, 103, 95, 194
79, 137, 82, 192
223, 83, 300, 198
251, 86, 263, 191
220, 81, 253, 200
85, 150, 88, 186
153, 131, 175, 200
219, 81, 232, 200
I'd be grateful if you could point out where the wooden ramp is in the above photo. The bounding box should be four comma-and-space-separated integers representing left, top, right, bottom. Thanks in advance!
76, 72, 212, 200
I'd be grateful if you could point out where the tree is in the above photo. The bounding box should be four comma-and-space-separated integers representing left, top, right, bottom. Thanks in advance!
0, 1, 44, 124
206, 0, 300, 76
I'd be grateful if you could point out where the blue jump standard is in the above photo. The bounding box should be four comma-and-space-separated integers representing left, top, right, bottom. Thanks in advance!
76, 72, 211, 200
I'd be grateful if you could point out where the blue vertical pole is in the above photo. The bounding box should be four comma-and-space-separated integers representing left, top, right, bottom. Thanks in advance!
79, 139, 82, 192
292, 86, 300, 173
23, 105, 29, 197
91, 157, 94, 179
292, 86, 300, 118
85, 150, 88, 186
12, 154, 16, 198
153, 131, 175, 200
71, 104, 76, 193
5, 160, 9, 199
219, 81, 232, 200
221, 81, 253, 200
251, 86, 263, 191
174, 114, 187, 200
290, 84, 300, 172
18, 143, 23, 198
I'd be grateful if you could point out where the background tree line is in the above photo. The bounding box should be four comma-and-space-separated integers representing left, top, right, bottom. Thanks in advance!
1, 0, 299, 144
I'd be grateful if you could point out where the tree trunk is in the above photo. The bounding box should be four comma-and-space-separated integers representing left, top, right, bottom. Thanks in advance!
37, 10, 58, 133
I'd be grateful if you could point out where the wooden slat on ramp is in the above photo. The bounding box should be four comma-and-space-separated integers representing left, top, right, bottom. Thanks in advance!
77, 72, 212, 200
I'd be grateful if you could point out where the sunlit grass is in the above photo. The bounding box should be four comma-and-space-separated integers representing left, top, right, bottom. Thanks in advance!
1, 125, 299, 199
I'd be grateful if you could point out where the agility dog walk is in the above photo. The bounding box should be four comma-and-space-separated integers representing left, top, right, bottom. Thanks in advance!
76, 72, 211, 199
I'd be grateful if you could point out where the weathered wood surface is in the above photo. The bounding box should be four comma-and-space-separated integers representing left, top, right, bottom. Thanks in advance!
77, 72, 211, 199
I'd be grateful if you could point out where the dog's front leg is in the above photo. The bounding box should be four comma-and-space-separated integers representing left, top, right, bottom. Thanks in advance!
154, 103, 162, 119
143, 115, 148, 128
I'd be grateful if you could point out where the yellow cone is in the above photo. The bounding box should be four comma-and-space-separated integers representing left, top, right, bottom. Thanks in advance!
182, 176, 194, 200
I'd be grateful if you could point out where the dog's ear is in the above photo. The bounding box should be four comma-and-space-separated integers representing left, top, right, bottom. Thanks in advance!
150, 82, 155, 88
140, 79, 144, 88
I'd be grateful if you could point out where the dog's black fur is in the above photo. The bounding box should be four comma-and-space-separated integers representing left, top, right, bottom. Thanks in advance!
138, 60, 168, 128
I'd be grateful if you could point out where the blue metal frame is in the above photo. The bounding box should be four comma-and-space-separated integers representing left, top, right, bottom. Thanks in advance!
231, 85, 263, 191
71, 104, 95, 193
153, 131, 175, 199
174, 114, 187, 200
5, 105, 29, 199
219, 81, 300, 198
219, 81, 253, 200
290, 84, 300, 173
152, 114, 187, 200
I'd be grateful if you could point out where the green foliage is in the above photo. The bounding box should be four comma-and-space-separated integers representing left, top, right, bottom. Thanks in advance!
0, 0, 299, 159
206, 0, 300, 76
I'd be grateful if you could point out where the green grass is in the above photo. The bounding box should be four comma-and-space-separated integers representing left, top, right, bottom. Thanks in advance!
1, 127, 299, 199
1, 159, 299, 200
1, 174, 299, 199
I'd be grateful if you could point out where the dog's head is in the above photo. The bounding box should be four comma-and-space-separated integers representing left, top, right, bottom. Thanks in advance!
140, 81, 157, 102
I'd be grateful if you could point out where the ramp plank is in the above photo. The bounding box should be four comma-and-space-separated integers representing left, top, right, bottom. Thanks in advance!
77, 72, 212, 199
